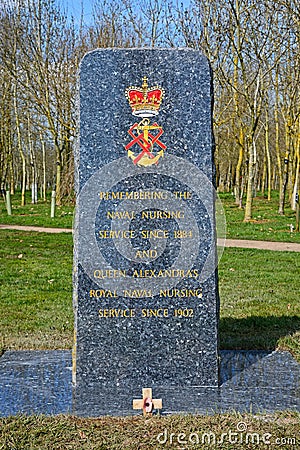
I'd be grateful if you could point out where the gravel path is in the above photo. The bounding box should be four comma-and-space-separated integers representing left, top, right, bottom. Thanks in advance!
1, 224, 300, 252
0, 224, 72, 234
223, 238, 300, 252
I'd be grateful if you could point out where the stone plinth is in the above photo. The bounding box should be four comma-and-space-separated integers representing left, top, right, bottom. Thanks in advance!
73, 49, 219, 415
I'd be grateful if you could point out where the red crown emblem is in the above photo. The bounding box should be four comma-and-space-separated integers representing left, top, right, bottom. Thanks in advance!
125, 76, 164, 118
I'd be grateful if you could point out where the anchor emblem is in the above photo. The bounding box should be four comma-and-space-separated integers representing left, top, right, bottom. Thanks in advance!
125, 77, 166, 167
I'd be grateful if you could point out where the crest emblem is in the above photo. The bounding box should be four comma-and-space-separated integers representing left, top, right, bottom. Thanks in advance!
125, 77, 166, 166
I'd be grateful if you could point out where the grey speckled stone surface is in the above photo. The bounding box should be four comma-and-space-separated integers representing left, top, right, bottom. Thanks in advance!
0, 351, 299, 416
0, 351, 72, 416
73, 49, 219, 415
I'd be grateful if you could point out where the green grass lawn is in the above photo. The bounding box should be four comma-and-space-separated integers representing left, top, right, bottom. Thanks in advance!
1, 412, 299, 449
0, 231, 73, 351
0, 200, 299, 448
0, 191, 74, 228
1, 189, 300, 243
219, 191, 300, 243
219, 247, 300, 359
0, 230, 299, 361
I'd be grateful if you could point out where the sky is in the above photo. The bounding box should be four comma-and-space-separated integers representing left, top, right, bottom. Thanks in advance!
60, 0, 192, 26
60, 0, 94, 25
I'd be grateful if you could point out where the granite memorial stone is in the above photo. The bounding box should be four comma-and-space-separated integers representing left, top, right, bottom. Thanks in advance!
73, 48, 220, 415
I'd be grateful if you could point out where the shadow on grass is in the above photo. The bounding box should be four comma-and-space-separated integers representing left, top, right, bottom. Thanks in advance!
220, 315, 300, 351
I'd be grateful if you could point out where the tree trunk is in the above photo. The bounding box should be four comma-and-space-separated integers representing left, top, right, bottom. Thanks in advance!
279, 153, 289, 215
291, 124, 300, 211
226, 162, 232, 192
55, 145, 62, 206
244, 139, 256, 222
234, 128, 244, 204
27, 113, 37, 204
265, 108, 272, 201
13, 84, 26, 206
261, 154, 266, 197
9, 155, 15, 195
273, 67, 286, 213
41, 133, 47, 202
279, 121, 291, 215
275, 82, 283, 214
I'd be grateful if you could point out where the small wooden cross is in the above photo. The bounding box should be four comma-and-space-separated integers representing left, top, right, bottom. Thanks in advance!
133, 388, 162, 416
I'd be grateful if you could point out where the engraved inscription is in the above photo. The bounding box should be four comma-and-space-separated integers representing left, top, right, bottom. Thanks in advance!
97, 308, 195, 319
